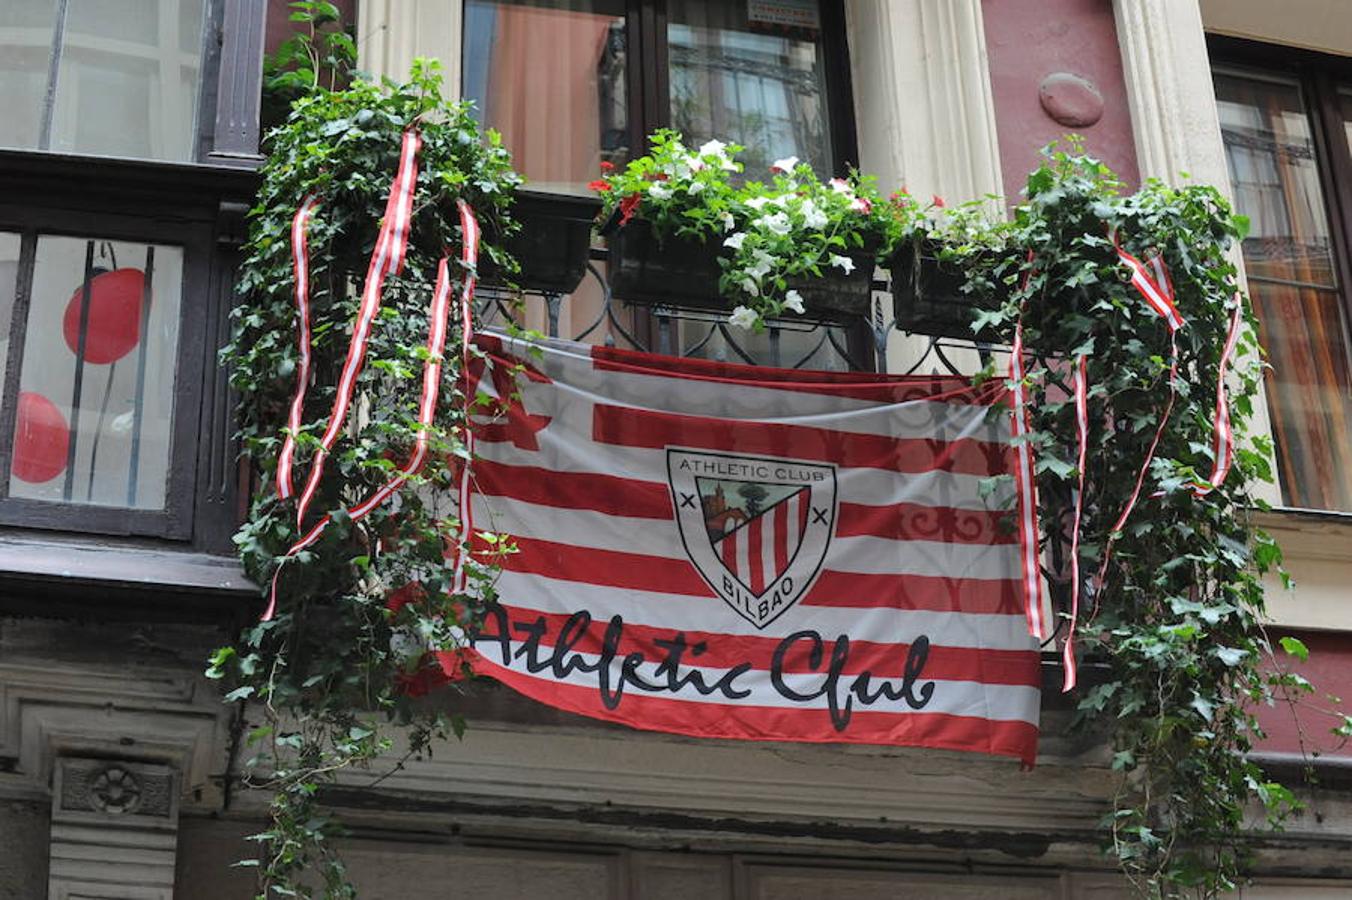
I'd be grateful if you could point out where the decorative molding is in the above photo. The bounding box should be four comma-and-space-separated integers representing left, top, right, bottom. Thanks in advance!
49, 758, 180, 900
0, 621, 234, 806
845, 0, 1004, 205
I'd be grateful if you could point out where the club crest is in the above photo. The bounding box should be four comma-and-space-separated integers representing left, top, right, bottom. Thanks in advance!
667, 448, 836, 628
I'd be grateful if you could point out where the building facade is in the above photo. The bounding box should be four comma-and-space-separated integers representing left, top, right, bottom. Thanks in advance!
2, 0, 1352, 897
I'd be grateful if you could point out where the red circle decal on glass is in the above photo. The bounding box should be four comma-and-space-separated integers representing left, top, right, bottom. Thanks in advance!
13, 391, 70, 484
62, 268, 145, 364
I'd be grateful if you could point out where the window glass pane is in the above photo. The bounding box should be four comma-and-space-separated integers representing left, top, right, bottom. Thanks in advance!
7, 235, 182, 510
463, 0, 628, 192
668, 0, 834, 175
0, 0, 57, 149
1215, 70, 1352, 511
0, 233, 21, 400
0, 0, 205, 161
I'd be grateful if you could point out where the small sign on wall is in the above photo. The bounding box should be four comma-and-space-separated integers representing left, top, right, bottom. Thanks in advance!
747, 0, 820, 32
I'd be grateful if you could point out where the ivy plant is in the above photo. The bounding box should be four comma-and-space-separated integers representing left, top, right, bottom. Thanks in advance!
928, 145, 1313, 897
209, 60, 517, 898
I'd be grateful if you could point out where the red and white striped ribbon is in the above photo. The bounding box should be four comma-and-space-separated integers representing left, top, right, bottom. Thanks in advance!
261, 139, 482, 622
1009, 257, 1047, 642
1062, 354, 1089, 692
1091, 239, 1184, 605
452, 201, 481, 595
293, 128, 422, 531
276, 193, 321, 501
1192, 295, 1244, 496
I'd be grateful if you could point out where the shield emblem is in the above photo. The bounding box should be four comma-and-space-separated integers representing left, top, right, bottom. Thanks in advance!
667, 448, 837, 628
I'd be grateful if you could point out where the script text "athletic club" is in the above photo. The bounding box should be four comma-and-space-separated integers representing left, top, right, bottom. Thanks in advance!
470, 607, 936, 730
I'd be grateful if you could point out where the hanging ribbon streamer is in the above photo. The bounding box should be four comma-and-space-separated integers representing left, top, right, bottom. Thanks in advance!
1009, 255, 1047, 642
1062, 354, 1089, 692
451, 201, 481, 596
1192, 295, 1244, 496
261, 132, 482, 622
293, 128, 423, 532
1090, 236, 1185, 609
276, 193, 321, 502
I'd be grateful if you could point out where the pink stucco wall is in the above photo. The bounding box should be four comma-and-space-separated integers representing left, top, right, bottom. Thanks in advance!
982, 0, 1141, 201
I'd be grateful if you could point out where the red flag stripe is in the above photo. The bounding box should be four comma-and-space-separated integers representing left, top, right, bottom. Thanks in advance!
589, 346, 1003, 405
592, 404, 1011, 476
457, 651, 1039, 765
482, 536, 1023, 615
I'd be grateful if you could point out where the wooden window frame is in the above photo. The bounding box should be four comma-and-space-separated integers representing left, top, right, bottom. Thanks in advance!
1208, 35, 1352, 510
0, 0, 266, 550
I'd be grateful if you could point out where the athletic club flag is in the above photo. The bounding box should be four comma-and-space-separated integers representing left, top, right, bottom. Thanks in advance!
457, 333, 1043, 765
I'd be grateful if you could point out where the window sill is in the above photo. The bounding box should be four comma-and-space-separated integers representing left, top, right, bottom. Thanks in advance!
0, 530, 256, 622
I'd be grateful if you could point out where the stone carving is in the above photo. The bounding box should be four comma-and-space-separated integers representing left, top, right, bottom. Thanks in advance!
57, 758, 173, 818
1039, 72, 1105, 127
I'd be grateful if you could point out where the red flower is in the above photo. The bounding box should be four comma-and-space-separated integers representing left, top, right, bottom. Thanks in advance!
600, 160, 615, 172
386, 581, 427, 614
649, 172, 669, 181
889, 189, 910, 205
587, 179, 611, 192
932, 194, 946, 208
619, 192, 642, 226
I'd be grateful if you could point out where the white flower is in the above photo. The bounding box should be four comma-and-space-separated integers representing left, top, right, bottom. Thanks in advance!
739, 277, 760, 297
687, 180, 706, 195
801, 199, 828, 230
698, 139, 727, 158
686, 153, 706, 172
729, 305, 760, 330
648, 183, 671, 200
829, 177, 853, 195
850, 195, 873, 214
747, 248, 775, 278
723, 232, 747, 250
772, 194, 793, 208
829, 254, 855, 274
720, 211, 736, 231
745, 196, 771, 210
757, 212, 792, 236
783, 290, 805, 314
770, 156, 799, 174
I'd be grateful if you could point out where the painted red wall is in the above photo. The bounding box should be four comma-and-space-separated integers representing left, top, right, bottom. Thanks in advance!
1256, 630, 1352, 761
981, 0, 1140, 200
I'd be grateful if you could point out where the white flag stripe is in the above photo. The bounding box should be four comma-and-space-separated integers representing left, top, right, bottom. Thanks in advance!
476, 438, 1018, 513
492, 572, 1038, 651
473, 354, 1007, 450
470, 648, 1041, 724
470, 494, 1020, 582
486, 333, 1011, 444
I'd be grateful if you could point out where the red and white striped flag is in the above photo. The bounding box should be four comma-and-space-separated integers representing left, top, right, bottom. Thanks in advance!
455, 333, 1042, 765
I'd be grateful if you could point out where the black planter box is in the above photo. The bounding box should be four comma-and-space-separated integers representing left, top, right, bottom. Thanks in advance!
607, 219, 874, 323
888, 239, 998, 340
482, 189, 600, 295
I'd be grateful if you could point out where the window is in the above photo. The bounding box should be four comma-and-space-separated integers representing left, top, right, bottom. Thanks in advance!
1, 0, 209, 162
0, 0, 267, 552
0, 210, 210, 538
1211, 43, 1352, 511
462, 0, 856, 192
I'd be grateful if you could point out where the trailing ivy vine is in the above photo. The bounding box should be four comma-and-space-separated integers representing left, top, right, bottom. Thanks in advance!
924, 146, 1310, 896
209, 60, 518, 898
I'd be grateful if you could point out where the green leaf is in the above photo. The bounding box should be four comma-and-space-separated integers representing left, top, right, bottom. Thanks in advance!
1280, 636, 1310, 663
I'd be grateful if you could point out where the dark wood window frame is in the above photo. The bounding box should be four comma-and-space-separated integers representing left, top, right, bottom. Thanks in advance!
1208, 35, 1352, 512
620, 0, 860, 175
1208, 35, 1352, 341
0, 0, 267, 559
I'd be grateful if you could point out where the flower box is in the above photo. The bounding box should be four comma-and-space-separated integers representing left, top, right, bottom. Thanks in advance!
607, 218, 874, 323
888, 238, 997, 340
482, 189, 600, 295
